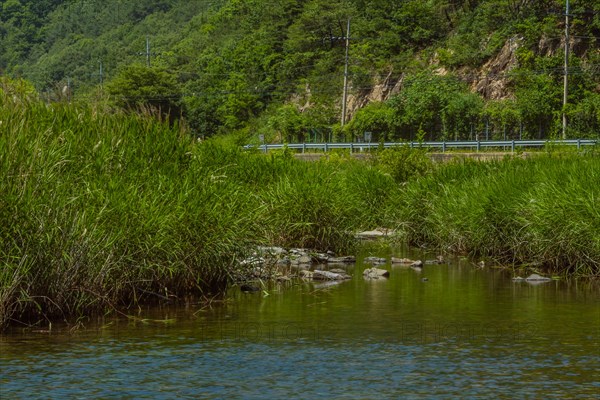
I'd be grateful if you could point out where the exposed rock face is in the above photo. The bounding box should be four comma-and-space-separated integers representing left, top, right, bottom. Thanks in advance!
471, 37, 521, 100
346, 70, 404, 120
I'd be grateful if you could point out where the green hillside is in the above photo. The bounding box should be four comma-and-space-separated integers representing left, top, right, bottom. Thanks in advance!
1, 0, 599, 140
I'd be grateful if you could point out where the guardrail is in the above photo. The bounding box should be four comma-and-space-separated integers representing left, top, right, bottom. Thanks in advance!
244, 139, 598, 153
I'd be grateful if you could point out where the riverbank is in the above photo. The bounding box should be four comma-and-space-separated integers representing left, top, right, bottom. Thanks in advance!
1, 79, 598, 330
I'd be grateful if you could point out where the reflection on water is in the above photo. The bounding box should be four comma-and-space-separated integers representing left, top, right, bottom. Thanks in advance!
1, 244, 599, 398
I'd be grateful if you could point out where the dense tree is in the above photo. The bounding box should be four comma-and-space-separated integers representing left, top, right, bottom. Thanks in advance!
0, 0, 598, 139
106, 63, 181, 122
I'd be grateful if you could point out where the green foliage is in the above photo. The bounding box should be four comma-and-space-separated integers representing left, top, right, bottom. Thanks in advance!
390, 72, 484, 140
267, 104, 309, 143
343, 101, 395, 142
395, 154, 600, 277
373, 145, 433, 183
106, 63, 181, 121
1, 0, 599, 140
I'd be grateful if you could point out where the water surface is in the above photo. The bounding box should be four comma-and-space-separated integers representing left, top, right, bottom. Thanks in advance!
1, 244, 598, 398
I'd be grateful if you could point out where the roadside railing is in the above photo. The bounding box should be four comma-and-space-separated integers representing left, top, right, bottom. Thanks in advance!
243, 139, 598, 153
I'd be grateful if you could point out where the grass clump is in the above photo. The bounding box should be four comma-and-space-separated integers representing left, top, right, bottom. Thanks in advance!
0, 78, 397, 329
393, 155, 600, 277
1, 77, 598, 330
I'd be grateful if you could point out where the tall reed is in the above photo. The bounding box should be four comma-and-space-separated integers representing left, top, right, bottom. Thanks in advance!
392, 155, 600, 276
1, 78, 597, 330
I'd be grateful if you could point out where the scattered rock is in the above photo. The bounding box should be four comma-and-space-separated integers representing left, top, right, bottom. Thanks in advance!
525, 273, 551, 282
391, 257, 414, 265
313, 270, 351, 281
276, 258, 291, 266
409, 260, 423, 272
299, 270, 314, 279
240, 284, 261, 293
425, 256, 445, 265
329, 268, 349, 274
328, 256, 356, 264
363, 267, 390, 279
291, 255, 312, 265
314, 253, 330, 263
513, 274, 552, 283
240, 256, 265, 267
257, 246, 287, 256
421, 277, 429, 282
364, 256, 387, 265
355, 229, 394, 239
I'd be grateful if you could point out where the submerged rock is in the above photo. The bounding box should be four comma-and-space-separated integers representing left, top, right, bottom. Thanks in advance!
363, 267, 390, 279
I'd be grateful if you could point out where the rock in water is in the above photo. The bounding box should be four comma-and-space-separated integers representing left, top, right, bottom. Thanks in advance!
525, 274, 551, 282
327, 256, 356, 264
313, 270, 351, 280
363, 268, 390, 279
364, 256, 387, 265
240, 284, 261, 293
391, 257, 414, 265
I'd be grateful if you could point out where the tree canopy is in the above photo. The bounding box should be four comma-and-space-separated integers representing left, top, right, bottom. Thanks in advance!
1, 0, 598, 139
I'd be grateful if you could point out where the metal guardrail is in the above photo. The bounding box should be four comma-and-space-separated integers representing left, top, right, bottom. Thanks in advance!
244, 139, 598, 153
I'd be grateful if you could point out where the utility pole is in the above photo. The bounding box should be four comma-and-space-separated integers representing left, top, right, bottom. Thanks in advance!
137, 36, 154, 67
562, 0, 570, 139
341, 18, 350, 127
146, 36, 151, 67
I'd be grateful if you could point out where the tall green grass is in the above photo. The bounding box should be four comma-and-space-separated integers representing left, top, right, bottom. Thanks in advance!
1, 78, 598, 330
393, 155, 600, 276
0, 79, 395, 329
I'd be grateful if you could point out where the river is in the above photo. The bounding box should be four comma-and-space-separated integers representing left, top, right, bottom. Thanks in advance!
1, 243, 598, 398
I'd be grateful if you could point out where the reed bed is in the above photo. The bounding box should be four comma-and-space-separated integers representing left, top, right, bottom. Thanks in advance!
0, 80, 395, 328
1, 79, 598, 330
393, 155, 600, 277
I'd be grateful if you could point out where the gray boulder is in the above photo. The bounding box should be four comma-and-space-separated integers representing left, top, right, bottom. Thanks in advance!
313, 270, 351, 280
363, 267, 390, 279
391, 257, 414, 265
364, 256, 387, 265
525, 273, 551, 282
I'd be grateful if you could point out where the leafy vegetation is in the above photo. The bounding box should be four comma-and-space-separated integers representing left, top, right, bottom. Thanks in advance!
1, 78, 598, 330
1, 0, 598, 139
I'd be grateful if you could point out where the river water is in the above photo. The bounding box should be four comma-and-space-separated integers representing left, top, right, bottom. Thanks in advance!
1, 244, 598, 398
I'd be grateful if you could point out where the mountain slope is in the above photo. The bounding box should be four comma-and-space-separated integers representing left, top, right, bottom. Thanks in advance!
1, 0, 599, 139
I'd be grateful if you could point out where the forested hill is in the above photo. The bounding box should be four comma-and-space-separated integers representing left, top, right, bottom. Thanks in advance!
1, 0, 599, 140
